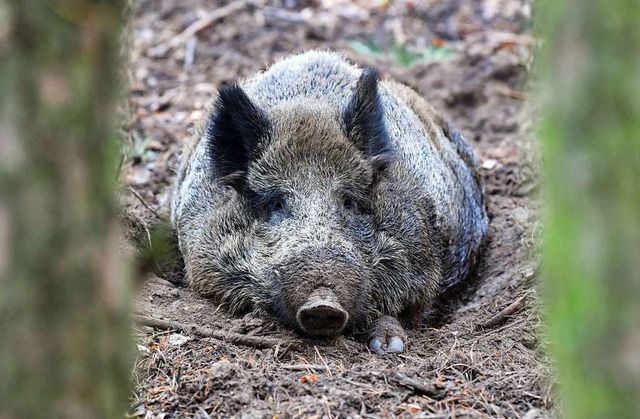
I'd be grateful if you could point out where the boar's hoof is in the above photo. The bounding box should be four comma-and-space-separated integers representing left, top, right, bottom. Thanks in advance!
368, 315, 408, 355
296, 287, 348, 337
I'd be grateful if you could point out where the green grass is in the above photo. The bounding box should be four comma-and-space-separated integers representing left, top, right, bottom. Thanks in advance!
350, 40, 454, 67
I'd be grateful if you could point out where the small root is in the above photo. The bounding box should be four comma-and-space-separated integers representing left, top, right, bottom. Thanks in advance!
388, 372, 445, 399
475, 295, 527, 331
134, 314, 306, 351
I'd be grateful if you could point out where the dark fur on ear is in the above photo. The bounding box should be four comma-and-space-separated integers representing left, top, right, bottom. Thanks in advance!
206, 84, 271, 184
342, 67, 391, 167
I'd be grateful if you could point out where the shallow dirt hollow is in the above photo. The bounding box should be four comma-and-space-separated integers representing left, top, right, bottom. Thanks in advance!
122, 1, 551, 417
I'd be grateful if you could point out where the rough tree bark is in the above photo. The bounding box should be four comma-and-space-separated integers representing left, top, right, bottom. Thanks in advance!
0, 1, 131, 418
538, 1, 640, 417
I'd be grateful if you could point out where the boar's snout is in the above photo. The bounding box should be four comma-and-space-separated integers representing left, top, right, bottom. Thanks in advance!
296, 287, 349, 337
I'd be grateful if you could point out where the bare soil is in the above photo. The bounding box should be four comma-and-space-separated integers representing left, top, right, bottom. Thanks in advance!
122, 1, 552, 417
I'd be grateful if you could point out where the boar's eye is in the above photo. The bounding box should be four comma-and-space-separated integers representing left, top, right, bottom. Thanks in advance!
267, 197, 286, 213
342, 196, 357, 211
341, 195, 363, 214
258, 193, 289, 222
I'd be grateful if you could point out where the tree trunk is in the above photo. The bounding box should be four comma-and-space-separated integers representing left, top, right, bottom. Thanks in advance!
0, 1, 131, 417
538, 0, 640, 417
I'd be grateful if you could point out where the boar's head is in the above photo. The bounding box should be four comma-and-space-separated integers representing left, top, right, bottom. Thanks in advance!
204, 68, 391, 337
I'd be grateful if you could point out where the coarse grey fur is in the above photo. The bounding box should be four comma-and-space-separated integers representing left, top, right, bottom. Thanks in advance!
171, 51, 487, 350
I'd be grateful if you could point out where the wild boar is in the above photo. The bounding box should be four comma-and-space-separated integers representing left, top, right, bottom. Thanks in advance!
171, 51, 487, 354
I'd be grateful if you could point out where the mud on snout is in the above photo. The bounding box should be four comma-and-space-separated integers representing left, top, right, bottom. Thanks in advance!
270, 249, 371, 338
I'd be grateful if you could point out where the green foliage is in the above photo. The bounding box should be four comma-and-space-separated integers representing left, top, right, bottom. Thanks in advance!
350, 40, 454, 67
538, 0, 640, 417
124, 135, 159, 163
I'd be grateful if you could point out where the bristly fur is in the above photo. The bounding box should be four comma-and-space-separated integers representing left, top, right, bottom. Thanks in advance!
205, 83, 271, 184
171, 51, 488, 348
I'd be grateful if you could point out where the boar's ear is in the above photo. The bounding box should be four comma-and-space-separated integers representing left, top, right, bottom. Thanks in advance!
206, 84, 271, 184
342, 67, 391, 168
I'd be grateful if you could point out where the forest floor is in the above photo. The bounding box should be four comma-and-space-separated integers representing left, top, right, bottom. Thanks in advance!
122, 0, 552, 417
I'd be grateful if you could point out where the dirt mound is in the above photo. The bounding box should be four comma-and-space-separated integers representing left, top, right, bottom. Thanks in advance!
123, 1, 552, 417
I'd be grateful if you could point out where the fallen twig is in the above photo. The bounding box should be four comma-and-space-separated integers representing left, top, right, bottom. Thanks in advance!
161, 1, 251, 51
389, 372, 445, 399
314, 345, 333, 377
262, 7, 306, 24
475, 295, 527, 331
279, 364, 327, 372
340, 377, 377, 391
128, 186, 162, 220
484, 30, 537, 47
494, 86, 527, 100
134, 314, 306, 351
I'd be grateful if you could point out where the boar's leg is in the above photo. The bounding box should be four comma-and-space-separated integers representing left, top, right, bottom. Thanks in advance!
368, 315, 408, 355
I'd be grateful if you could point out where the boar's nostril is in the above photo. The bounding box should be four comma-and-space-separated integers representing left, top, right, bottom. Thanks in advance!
298, 305, 348, 334
296, 288, 349, 337
297, 304, 348, 337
